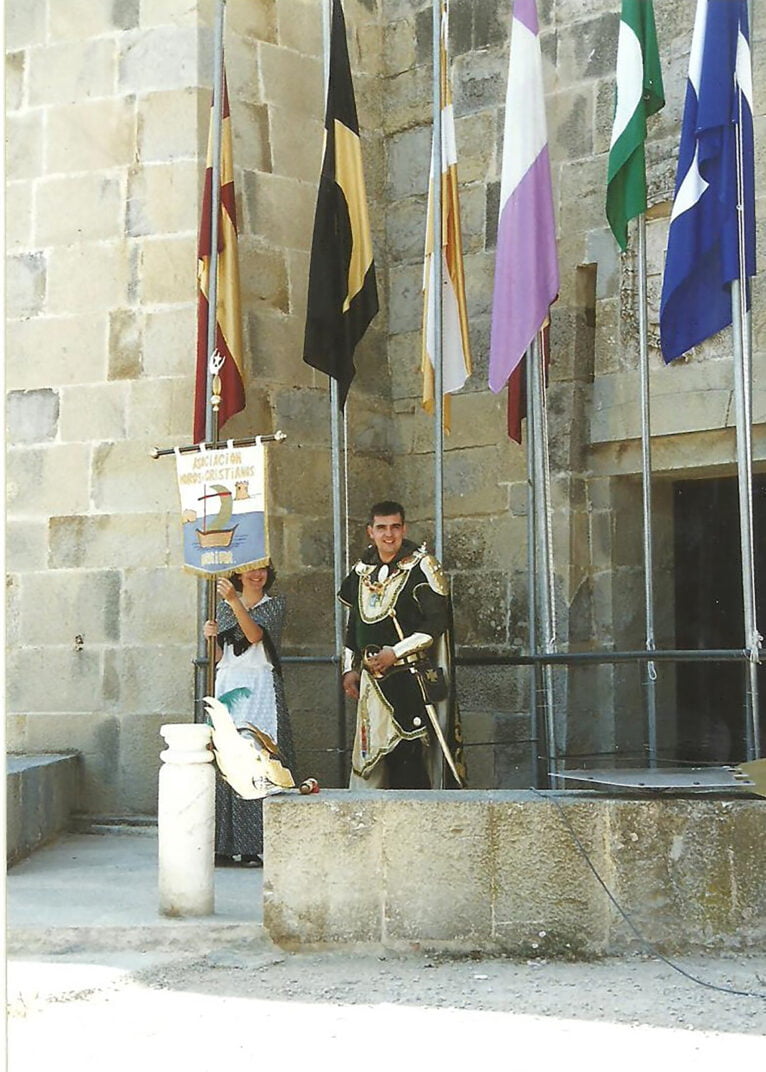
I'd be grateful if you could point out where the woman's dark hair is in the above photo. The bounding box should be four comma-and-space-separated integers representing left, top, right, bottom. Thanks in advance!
229, 562, 277, 592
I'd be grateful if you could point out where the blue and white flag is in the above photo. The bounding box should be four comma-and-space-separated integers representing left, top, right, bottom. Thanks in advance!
659, 0, 755, 364
176, 442, 268, 577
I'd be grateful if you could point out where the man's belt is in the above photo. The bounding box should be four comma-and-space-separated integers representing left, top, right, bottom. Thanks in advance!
362, 646, 447, 700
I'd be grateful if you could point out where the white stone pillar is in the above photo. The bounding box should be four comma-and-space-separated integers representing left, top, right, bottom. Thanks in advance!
158, 723, 215, 917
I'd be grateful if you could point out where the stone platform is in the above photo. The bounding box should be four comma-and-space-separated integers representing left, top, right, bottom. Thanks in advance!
263, 789, 766, 957
6, 753, 80, 866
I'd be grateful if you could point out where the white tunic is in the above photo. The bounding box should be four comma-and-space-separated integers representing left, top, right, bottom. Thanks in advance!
215, 596, 279, 742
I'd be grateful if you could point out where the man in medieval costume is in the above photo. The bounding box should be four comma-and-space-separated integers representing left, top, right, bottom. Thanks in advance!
339, 500, 466, 789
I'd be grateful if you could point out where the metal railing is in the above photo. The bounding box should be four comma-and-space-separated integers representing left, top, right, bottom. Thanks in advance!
273, 647, 763, 778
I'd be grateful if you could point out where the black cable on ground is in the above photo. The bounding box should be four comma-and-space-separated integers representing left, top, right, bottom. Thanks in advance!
531, 787, 766, 1001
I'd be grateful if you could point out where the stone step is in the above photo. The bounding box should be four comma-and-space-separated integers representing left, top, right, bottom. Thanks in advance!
7, 922, 271, 957
7, 830, 268, 957
6, 753, 80, 866
70, 814, 158, 835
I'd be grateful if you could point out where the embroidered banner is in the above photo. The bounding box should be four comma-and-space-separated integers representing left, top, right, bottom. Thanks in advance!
176, 442, 268, 577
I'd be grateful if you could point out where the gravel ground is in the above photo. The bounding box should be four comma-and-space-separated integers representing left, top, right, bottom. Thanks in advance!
8, 947, 766, 1070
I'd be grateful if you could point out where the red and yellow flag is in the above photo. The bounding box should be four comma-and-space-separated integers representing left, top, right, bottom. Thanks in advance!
194, 69, 245, 443
421, 1, 472, 432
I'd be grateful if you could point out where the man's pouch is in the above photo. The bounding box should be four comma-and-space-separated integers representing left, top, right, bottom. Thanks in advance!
420, 662, 448, 703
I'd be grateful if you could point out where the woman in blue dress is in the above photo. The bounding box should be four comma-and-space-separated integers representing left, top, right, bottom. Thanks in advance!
203, 563, 296, 866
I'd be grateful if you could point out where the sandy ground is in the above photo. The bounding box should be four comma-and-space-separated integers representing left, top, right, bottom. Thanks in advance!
6, 833, 766, 1068
7, 947, 766, 1070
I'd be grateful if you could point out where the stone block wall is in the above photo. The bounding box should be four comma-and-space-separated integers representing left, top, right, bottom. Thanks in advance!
6, 0, 765, 814
264, 790, 766, 955
5, 0, 388, 811
377, 0, 765, 766
7, 0, 197, 814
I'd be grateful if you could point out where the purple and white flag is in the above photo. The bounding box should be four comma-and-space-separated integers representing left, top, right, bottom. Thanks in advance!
488, 0, 559, 394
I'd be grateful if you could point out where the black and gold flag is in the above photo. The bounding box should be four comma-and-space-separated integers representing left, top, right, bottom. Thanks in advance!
303, 0, 378, 408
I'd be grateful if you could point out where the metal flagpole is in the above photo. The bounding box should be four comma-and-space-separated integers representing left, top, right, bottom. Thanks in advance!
636, 215, 658, 765
529, 333, 558, 780
731, 35, 760, 760
323, 0, 349, 781
205, 2, 225, 444
432, 0, 444, 560
525, 355, 541, 786
540, 346, 559, 781
330, 386, 347, 782
731, 274, 760, 759
195, 0, 227, 720
343, 410, 351, 575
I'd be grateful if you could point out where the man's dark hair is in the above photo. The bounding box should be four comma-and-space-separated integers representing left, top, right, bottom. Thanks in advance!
368, 500, 405, 525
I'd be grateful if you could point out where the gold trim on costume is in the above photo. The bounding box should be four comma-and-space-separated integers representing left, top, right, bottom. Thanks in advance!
419, 552, 449, 596
354, 545, 433, 623
358, 566, 408, 622
352, 670, 428, 778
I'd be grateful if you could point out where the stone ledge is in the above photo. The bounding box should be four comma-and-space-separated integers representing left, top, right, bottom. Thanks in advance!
263, 790, 766, 958
5, 923, 269, 957
7, 753, 80, 866
69, 814, 158, 835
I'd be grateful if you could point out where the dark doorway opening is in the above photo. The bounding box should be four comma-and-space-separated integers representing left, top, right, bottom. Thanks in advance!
673, 474, 766, 763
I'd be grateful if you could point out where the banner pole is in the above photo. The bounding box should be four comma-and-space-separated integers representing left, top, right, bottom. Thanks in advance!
152, 432, 286, 458
195, 0, 226, 722
205, 0, 226, 444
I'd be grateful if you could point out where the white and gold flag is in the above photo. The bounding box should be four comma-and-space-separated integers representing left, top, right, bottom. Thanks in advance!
421, 0, 472, 432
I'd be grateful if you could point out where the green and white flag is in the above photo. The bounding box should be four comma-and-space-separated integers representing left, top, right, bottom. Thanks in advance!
606, 0, 664, 250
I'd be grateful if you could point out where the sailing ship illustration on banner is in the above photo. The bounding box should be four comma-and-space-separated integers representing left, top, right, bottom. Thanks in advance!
175, 442, 269, 576
197, 484, 237, 548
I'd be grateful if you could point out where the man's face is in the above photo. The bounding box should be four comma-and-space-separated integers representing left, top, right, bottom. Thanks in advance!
367, 513, 406, 563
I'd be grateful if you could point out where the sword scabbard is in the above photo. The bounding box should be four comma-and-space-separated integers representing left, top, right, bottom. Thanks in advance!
387, 609, 464, 788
